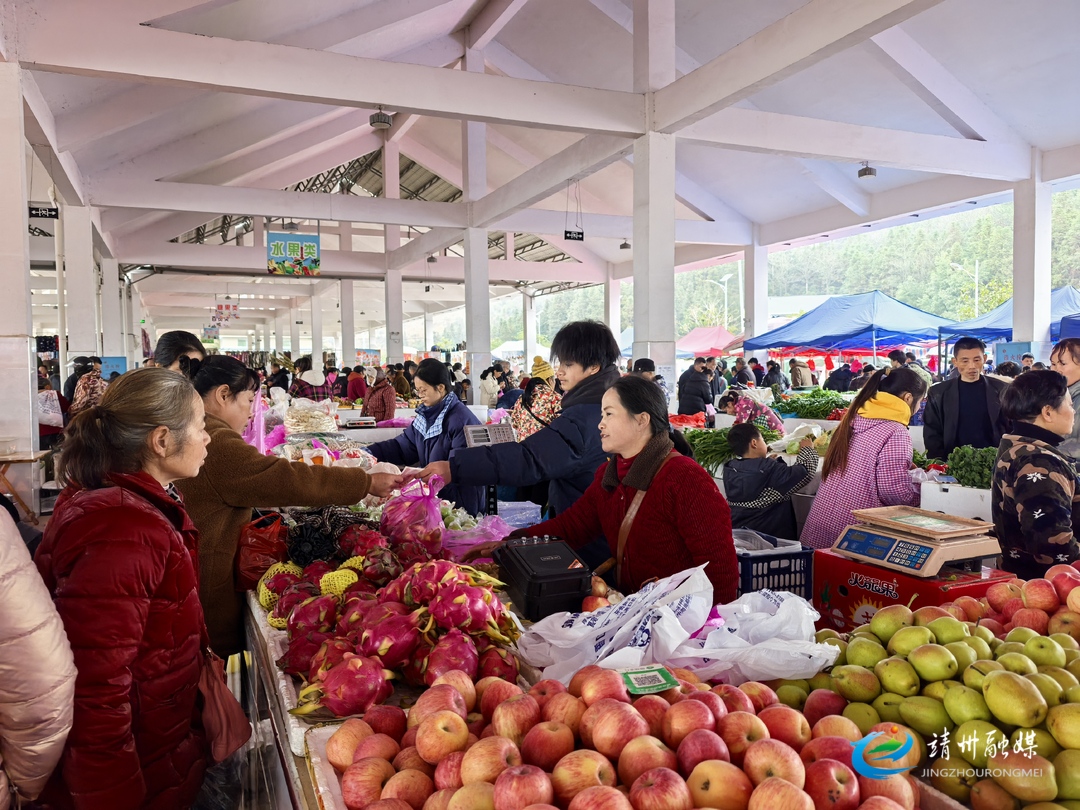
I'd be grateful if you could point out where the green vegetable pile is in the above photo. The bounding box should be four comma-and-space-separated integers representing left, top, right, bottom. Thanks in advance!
945, 445, 998, 489
774, 389, 849, 420
911, 449, 943, 471
684, 427, 783, 475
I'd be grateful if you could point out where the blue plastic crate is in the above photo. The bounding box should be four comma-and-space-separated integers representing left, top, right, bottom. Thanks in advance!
735, 541, 814, 599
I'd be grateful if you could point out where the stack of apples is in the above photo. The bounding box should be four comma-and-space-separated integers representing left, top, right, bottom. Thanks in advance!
322, 662, 927, 810
581, 576, 616, 612
799, 563, 1080, 808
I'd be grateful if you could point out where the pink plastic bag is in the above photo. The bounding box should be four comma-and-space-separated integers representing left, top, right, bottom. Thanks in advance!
241, 394, 268, 454
442, 515, 515, 562
380, 475, 446, 552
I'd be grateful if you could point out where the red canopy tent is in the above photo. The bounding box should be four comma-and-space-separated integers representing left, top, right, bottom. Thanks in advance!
675, 326, 737, 356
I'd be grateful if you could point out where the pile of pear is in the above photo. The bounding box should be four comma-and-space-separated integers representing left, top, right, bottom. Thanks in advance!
800, 604, 1080, 808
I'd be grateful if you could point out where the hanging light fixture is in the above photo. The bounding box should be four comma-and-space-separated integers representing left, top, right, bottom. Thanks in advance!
282, 220, 299, 231
370, 105, 392, 130
427, 254, 437, 263
619, 239, 631, 250
857, 161, 876, 179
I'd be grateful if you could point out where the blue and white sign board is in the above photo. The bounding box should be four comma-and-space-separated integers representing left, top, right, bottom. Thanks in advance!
267, 231, 321, 276
100, 356, 128, 378
994, 341, 1052, 367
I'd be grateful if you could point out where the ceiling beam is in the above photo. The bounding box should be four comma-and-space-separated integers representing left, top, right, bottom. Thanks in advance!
680, 107, 1031, 181
20, 70, 86, 205
797, 159, 871, 216
652, 0, 945, 133
17, 6, 645, 137
466, 0, 532, 50
497, 207, 746, 244
387, 228, 464, 271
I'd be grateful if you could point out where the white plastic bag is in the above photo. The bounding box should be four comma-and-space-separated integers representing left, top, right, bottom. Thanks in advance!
767, 423, 820, 454
37, 390, 64, 428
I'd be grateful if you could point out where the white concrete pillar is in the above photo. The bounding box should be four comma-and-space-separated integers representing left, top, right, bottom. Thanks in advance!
0, 63, 39, 515
252, 216, 265, 250
604, 270, 621, 333
523, 292, 539, 363
274, 313, 284, 354
744, 233, 769, 338
424, 312, 436, 351
505, 232, 515, 261
340, 280, 355, 369
289, 305, 301, 355
63, 206, 100, 357
1013, 150, 1052, 343
100, 258, 124, 359
462, 44, 490, 400
310, 295, 323, 365
383, 136, 405, 363
129, 292, 144, 361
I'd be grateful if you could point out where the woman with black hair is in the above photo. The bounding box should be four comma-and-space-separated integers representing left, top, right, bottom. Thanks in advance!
419, 320, 622, 517
992, 370, 1080, 576
801, 366, 928, 548
365, 359, 484, 514
153, 330, 206, 372
479, 367, 502, 407
465, 376, 736, 600
288, 355, 335, 400
176, 356, 402, 657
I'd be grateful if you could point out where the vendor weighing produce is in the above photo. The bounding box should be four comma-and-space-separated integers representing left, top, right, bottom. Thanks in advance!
177, 356, 402, 657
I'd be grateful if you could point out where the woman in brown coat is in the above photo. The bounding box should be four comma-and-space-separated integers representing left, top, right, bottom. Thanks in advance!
176, 357, 403, 657
362, 367, 398, 424
0, 511, 76, 808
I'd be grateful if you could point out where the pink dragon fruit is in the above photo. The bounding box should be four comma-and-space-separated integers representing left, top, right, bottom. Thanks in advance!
477, 646, 519, 681
409, 560, 469, 604
358, 609, 426, 669
424, 629, 479, 685
276, 631, 330, 676
302, 560, 336, 583
292, 653, 394, 717
335, 594, 378, 637
265, 570, 301, 596
308, 636, 356, 683
271, 581, 321, 621
396, 523, 443, 556
342, 578, 377, 598
428, 583, 504, 637
361, 547, 403, 586
401, 640, 433, 687
286, 594, 340, 639
337, 525, 390, 559
392, 540, 432, 568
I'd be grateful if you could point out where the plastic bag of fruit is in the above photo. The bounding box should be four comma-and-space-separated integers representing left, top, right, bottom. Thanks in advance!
442, 515, 515, 561
379, 474, 445, 544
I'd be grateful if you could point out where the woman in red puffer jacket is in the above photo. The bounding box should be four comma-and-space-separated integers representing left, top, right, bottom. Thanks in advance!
35, 368, 212, 810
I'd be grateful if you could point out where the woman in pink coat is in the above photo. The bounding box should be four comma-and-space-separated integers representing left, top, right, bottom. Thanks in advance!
0, 510, 76, 808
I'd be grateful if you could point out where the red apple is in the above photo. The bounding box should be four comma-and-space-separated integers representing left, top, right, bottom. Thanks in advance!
416, 711, 470, 765
433, 670, 478, 713
467, 713, 485, 739
382, 769, 435, 810
580, 699, 623, 749
986, 581, 1022, 613
739, 682, 780, 713
800, 737, 855, 771
365, 705, 407, 743
1070, 585, 1080, 614
812, 716, 862, 743
977, 618, 1005, 637
394, 747, 436, 779
551, 749, 617, 807
857, 799, 905, 810
494, 765, 553, 810
758, 706, 812, 752
446, 782, 495, 810
717, 712, 770, 767
580, 669, 631, 706
802, 690, 848, 728
633, 694, 671, 737
629, 767, 693, 810
569, 665, 604, 697
685, 690, 729, 724
355, 733, 401, 763
743, 738, 806, 788
529, 679, 568, 710
856, 775, 914, 810
541, 692, 587, 737
592, 703, 651, 759
342, 758, 397, 810
675, 728, 729, 776
481, 680, 525, 723
803, 759, 859, 810
687, 760, 753, 810
423, 789, 456, 810
617, 735, 677, 787
662, 698, 717, 748
1002, 597, 1025, 621
712, 684, 756, 715
1049, 563, 1080, 579
402, 727, 418, 749
492, 694, 541, 747
521, 721, 575, 772
522, 806, 561, 810
476, 676, 505, 702
1051, 572, 1080, 602
582, 596, 611, 611
327, 718, 375, 772
435, 752, 465, 791
1022, 579, 1061, 612
912, 606, 950, 626
748, 776, 813, 810
952, 596, 987, 622
1011, 607, 1050, 634
1049, 609, 1080, 640
567, 785, 632, 810
367, 800, 413, 810
460, 736, 522, 785
411, 684, 468, 728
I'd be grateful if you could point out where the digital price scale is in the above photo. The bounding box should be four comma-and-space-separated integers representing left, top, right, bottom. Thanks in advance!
464, 423, 517, 447
831, 506, 1001, 578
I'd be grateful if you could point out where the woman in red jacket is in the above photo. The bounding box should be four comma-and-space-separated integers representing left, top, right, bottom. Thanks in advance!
35, 368, 212, 810
468, 376, 738, 602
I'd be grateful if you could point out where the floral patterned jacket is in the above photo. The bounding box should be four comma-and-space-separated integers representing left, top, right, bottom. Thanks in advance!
992, 426, 1080, 576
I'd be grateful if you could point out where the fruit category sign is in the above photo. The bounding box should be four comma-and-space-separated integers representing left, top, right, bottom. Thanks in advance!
268, 231, 321, 276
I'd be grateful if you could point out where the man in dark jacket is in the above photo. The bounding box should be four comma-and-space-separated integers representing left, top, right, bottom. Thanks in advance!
823, 364, 853, 392
732, 358, 755, 387
749, 358, 766, 386
706, 356, 726, 401
678, 357, 706, 391
723, 424, 817, 540
678, 364, 712, 416
923, 336, 1010, 462
418, 320, 620, 517
267, 363, 290, 391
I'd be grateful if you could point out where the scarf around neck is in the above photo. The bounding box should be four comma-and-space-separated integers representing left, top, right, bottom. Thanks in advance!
857, 391, 912, 426
414, 392, 457, 440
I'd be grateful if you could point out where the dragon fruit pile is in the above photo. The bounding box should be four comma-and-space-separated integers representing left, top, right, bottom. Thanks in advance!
258, 556, 523, 719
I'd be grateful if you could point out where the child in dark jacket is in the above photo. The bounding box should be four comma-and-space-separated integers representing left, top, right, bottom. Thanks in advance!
722, 423, 817, 541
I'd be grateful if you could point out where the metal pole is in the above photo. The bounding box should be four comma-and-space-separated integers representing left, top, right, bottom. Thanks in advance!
975, 259, 980, 317
722, 281, 729, 333
51, 185, 67, 373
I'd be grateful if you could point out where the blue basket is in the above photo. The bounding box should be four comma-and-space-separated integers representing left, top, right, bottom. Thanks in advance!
736, 543, 814, 599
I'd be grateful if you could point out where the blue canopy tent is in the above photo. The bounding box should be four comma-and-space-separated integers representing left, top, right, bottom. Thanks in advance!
938, 286, 1080, 343
744, 291, 953, 354
1061, 313, 1080, 340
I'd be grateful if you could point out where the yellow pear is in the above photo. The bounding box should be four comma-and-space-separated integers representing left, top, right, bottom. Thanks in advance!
776, 684, 808, 710
928, 616, 971, 644
1038, 665, 1080, 692
899, 695, 956, 737
870, 603, 914, 643
997, 651, 1039, 675
823, 637, 848, 665
847, 636, 889, 669
928, 753, 978, 803
969, 778, 1021, 810
909, 643, 959, 682
1065, 649, 1080, 664
1068, 658, 1080, 680
1026, 637, 1068, 668
944, 684, 992, 724
988, 751, 1058, 803
843, 702, 880, 735
1055, 750, 1080, 801
816, 628, 843, 643
996, 642, 1027, 658
1012, 727, 1062, 761
960, 635, 995, 660
1005, 626, 1041, 643
983, 670, 1049, 728
1027, 673, 1066, 707
1051, 633, 1080, 652
830, 664, 882, 702
971, 624, 997, 644
875, 656, 921, 697
888, 625, 935, 657
1047, 703, 1080, 749
965, 659, 1005, 691
872, 692, 905, 723
947, 641, 979, 672
923, 679, 965, 701
808, 671, 837, 692
955, 719, 1009, 768
1066, 685, 1080, 703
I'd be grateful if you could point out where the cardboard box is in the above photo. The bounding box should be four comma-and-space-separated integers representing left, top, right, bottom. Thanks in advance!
920, 481, 993, 522
812, 548, 1015, 632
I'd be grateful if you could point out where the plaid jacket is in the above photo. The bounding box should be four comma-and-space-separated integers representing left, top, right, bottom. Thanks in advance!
992, 431, 1080, 574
